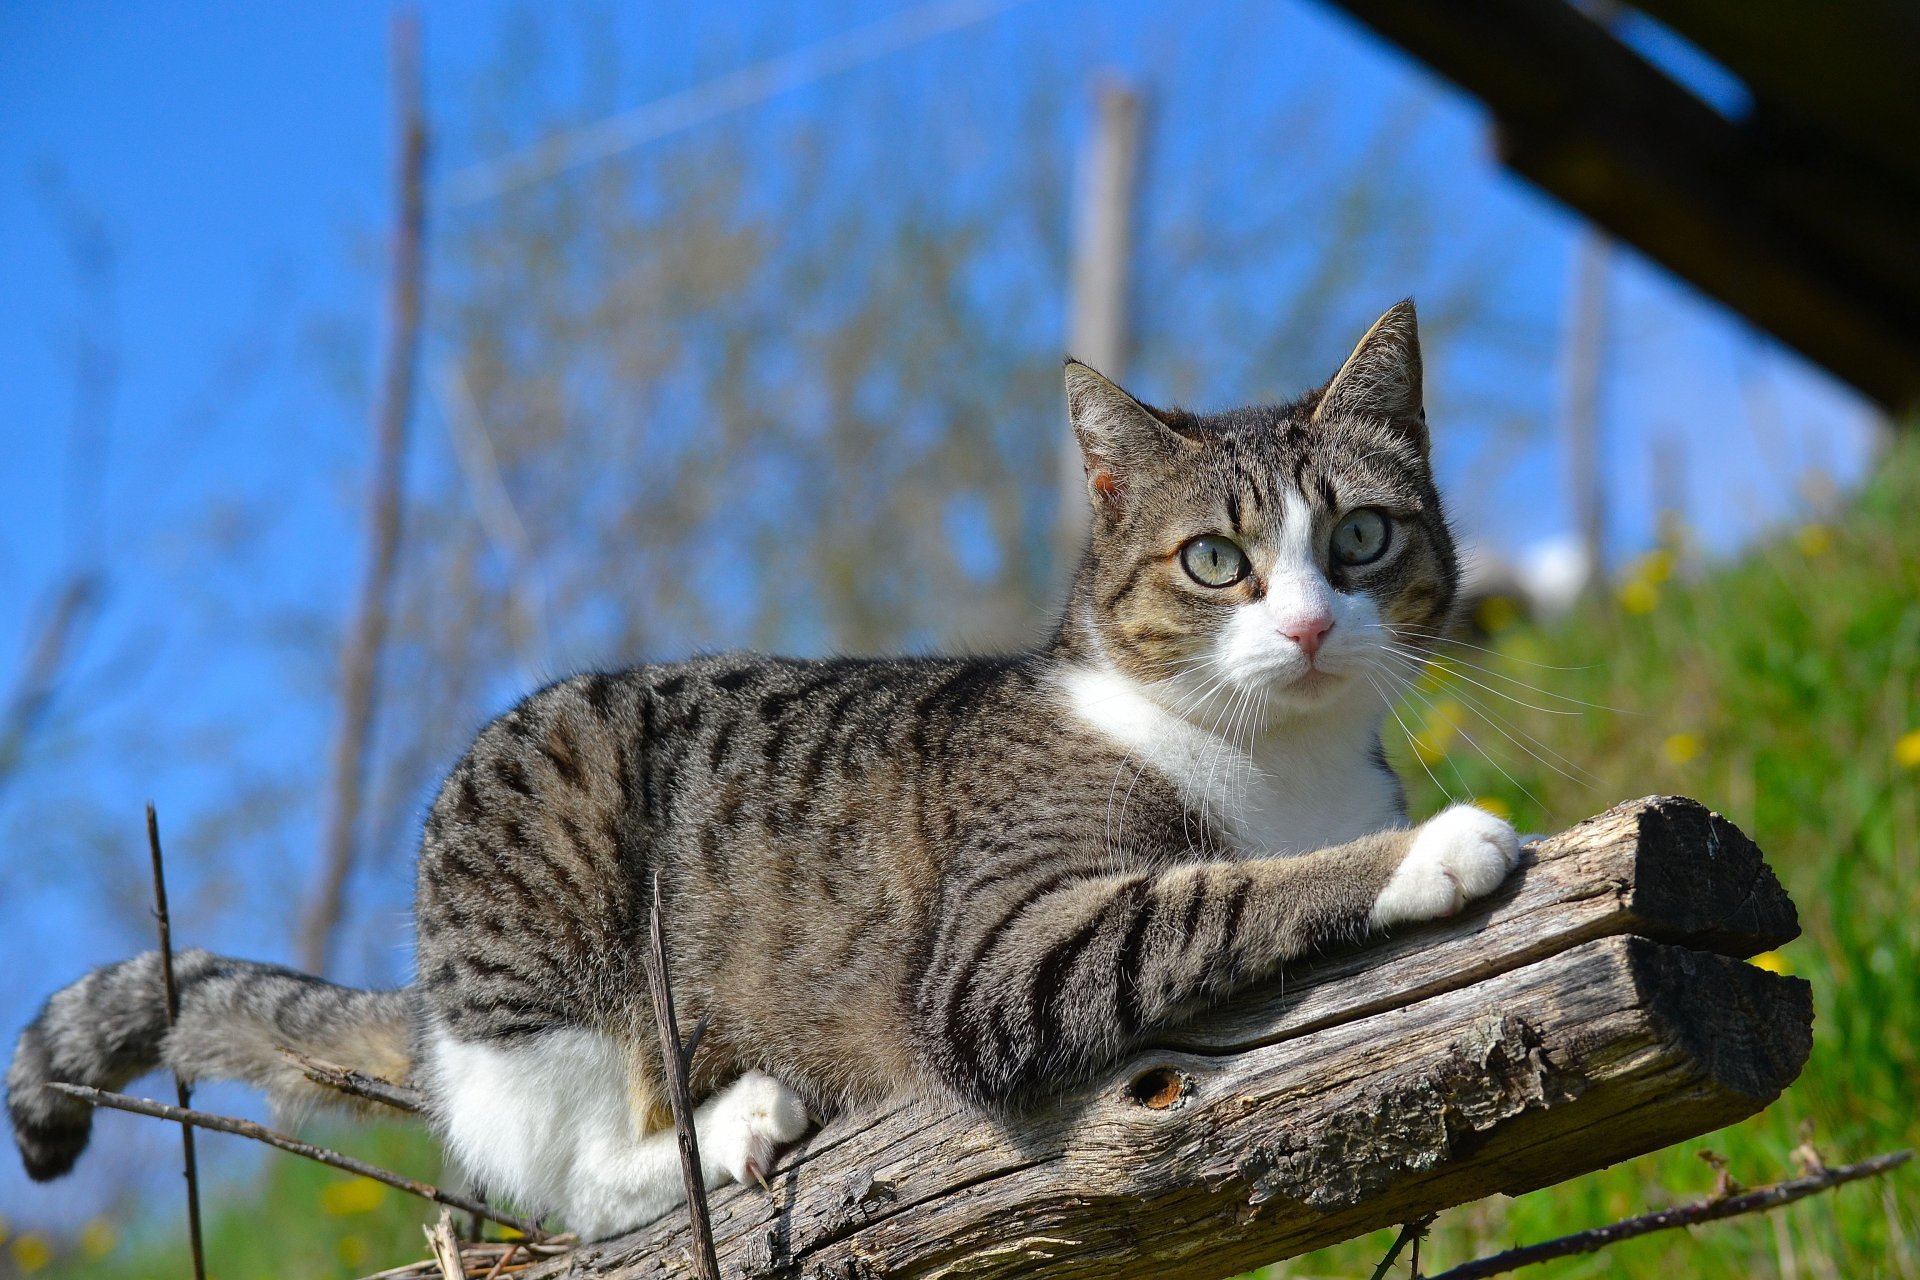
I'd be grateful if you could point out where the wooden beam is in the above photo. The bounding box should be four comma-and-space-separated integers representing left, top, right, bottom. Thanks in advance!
511, 797, 1807, 1280
1626, 0, 1920, 191
1315, 0, 1920, 413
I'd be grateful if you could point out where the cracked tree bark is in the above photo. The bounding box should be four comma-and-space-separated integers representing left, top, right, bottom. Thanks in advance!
528, 795, 1809, 1280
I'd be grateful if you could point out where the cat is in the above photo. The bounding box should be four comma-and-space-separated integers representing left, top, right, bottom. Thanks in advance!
7, 301, 1519, 1241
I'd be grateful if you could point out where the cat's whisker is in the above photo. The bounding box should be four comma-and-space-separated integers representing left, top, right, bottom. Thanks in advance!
1367, 669, 1461, 807
1378, 655, 1618, 793
1387, 666, 1550, 813
1422, 678, 1605, 789
1384, 664, 1498, 801
1382, 640, 1627, 714
1389, 624, 1604, 672
1377, 644, 1588, 718
1192, 679, 1246, 833
1414, 680, 1601, 792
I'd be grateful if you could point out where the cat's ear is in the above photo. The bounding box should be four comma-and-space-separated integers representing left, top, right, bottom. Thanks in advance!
1064, 360, 1190, 514
1312, 299, 1427, 453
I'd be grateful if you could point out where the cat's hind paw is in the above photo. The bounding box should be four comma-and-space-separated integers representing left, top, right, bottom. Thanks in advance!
1370, 805, 1519, 928
704, 1070, 810, 1191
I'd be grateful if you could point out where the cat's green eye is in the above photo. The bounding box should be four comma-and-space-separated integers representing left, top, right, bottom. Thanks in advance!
1331, 508, 1392, 567
1180, 535, 1250, 588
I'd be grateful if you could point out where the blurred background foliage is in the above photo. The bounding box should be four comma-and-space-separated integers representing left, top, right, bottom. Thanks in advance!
0, 1, 1909, 1276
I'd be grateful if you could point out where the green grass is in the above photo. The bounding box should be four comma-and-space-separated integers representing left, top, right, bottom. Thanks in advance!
17, 1124, 455, 1279
23, 442, 1920, 1279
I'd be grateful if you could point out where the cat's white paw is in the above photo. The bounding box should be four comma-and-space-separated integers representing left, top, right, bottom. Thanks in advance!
1370, 805, 1520, 928
704, 1070, 810, 1188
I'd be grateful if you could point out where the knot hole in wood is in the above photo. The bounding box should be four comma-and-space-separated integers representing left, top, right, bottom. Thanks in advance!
1127, 1066, 1190, 1111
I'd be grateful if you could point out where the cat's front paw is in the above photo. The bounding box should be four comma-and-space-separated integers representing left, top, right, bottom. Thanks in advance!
705, 1070, 810, 1189
1370, 805, 1519, 928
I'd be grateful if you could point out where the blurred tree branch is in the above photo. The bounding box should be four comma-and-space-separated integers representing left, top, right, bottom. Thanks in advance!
300, 12, 430, 975
0, 577, 103, 795
0, 169, 119, 799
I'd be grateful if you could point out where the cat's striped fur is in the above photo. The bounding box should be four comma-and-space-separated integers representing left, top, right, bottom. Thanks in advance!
9, 301, 1519, 1238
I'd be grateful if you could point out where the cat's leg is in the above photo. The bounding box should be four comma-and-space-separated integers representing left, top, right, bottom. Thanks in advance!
423, 1026, 809, 1240
915, 804, 1518, 1104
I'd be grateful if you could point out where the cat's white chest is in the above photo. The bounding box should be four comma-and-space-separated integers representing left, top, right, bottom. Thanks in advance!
1060, 662, 1401, 855
1231, 737, 1402, 854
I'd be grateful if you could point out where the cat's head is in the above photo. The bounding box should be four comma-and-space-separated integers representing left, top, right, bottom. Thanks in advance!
1064, 300, 1457, 728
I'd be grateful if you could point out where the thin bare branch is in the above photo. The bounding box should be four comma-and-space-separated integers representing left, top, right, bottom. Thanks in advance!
301, 9, 431, 973
1369, 1215, 1434, 1280
433, 361, 551, 676
645, 872, 720, 1280
1428, 1150, 1913, 1280
277, 1045, 425, 1113
444, 0, 1029, 205
0, 575, 102, 795
47, 1082, 549, 1240
147, 804, 207, 1280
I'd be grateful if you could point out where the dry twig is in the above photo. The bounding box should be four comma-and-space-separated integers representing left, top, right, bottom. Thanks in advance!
147, 804, 207, 1280
359, 1237, 573, 1280
1369, 1215, 1434, 1280
45, 1082, 548, 1239
481, 1242, 523, 1280
425, 1209, 464, 1280
301, 9, 432, 973
278, 1044, 425, 1113
645, 871, 721, 1280
1427, 1150, 1912, 1279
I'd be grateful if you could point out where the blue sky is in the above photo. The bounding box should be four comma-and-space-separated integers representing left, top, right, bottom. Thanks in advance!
0, 0, 1883, 1234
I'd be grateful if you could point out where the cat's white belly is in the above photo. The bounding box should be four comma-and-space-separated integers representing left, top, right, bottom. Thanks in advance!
422, 1022, 807, 1239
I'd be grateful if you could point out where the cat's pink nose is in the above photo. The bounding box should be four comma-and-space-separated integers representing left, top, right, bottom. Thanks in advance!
1282, 614, 1333, 659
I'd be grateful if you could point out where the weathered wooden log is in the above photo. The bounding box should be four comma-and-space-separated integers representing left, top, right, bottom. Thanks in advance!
533, 795, 1809, 1280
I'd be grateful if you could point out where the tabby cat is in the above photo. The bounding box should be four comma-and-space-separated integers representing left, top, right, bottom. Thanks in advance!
8, 301, 1519, 1239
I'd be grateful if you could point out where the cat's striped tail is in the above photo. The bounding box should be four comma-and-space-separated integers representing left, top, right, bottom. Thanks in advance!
7, 949, 415, 1181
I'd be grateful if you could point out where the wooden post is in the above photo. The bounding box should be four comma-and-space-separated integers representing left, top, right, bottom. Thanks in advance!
518, 796, 1810, 1280
1058, 77, 1146, 574
1563, 228, 1611, 598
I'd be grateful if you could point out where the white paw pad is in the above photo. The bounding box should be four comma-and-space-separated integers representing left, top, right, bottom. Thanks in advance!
706, 1070, 810, 1188
1370, 805, 1520, 928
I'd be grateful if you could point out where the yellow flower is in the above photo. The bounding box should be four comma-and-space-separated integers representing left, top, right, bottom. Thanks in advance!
1474, 796, 1512, 821
1637, 548, 1675, 584
1474, 594, 1520, 634
1795, 524, 1834, 557
11, 1233, 53, 1274
0, 1215, 8, 1246
1895, 729, 1920, 769
1750, 951, 1791, 975
337, 1235, 370, 1269
1617, 579, 1659, 614
1412, 699, 1464, 764
1663, 732, 1702, 765
321, 1175, 388, 1216
79, 1218, 116, 1260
